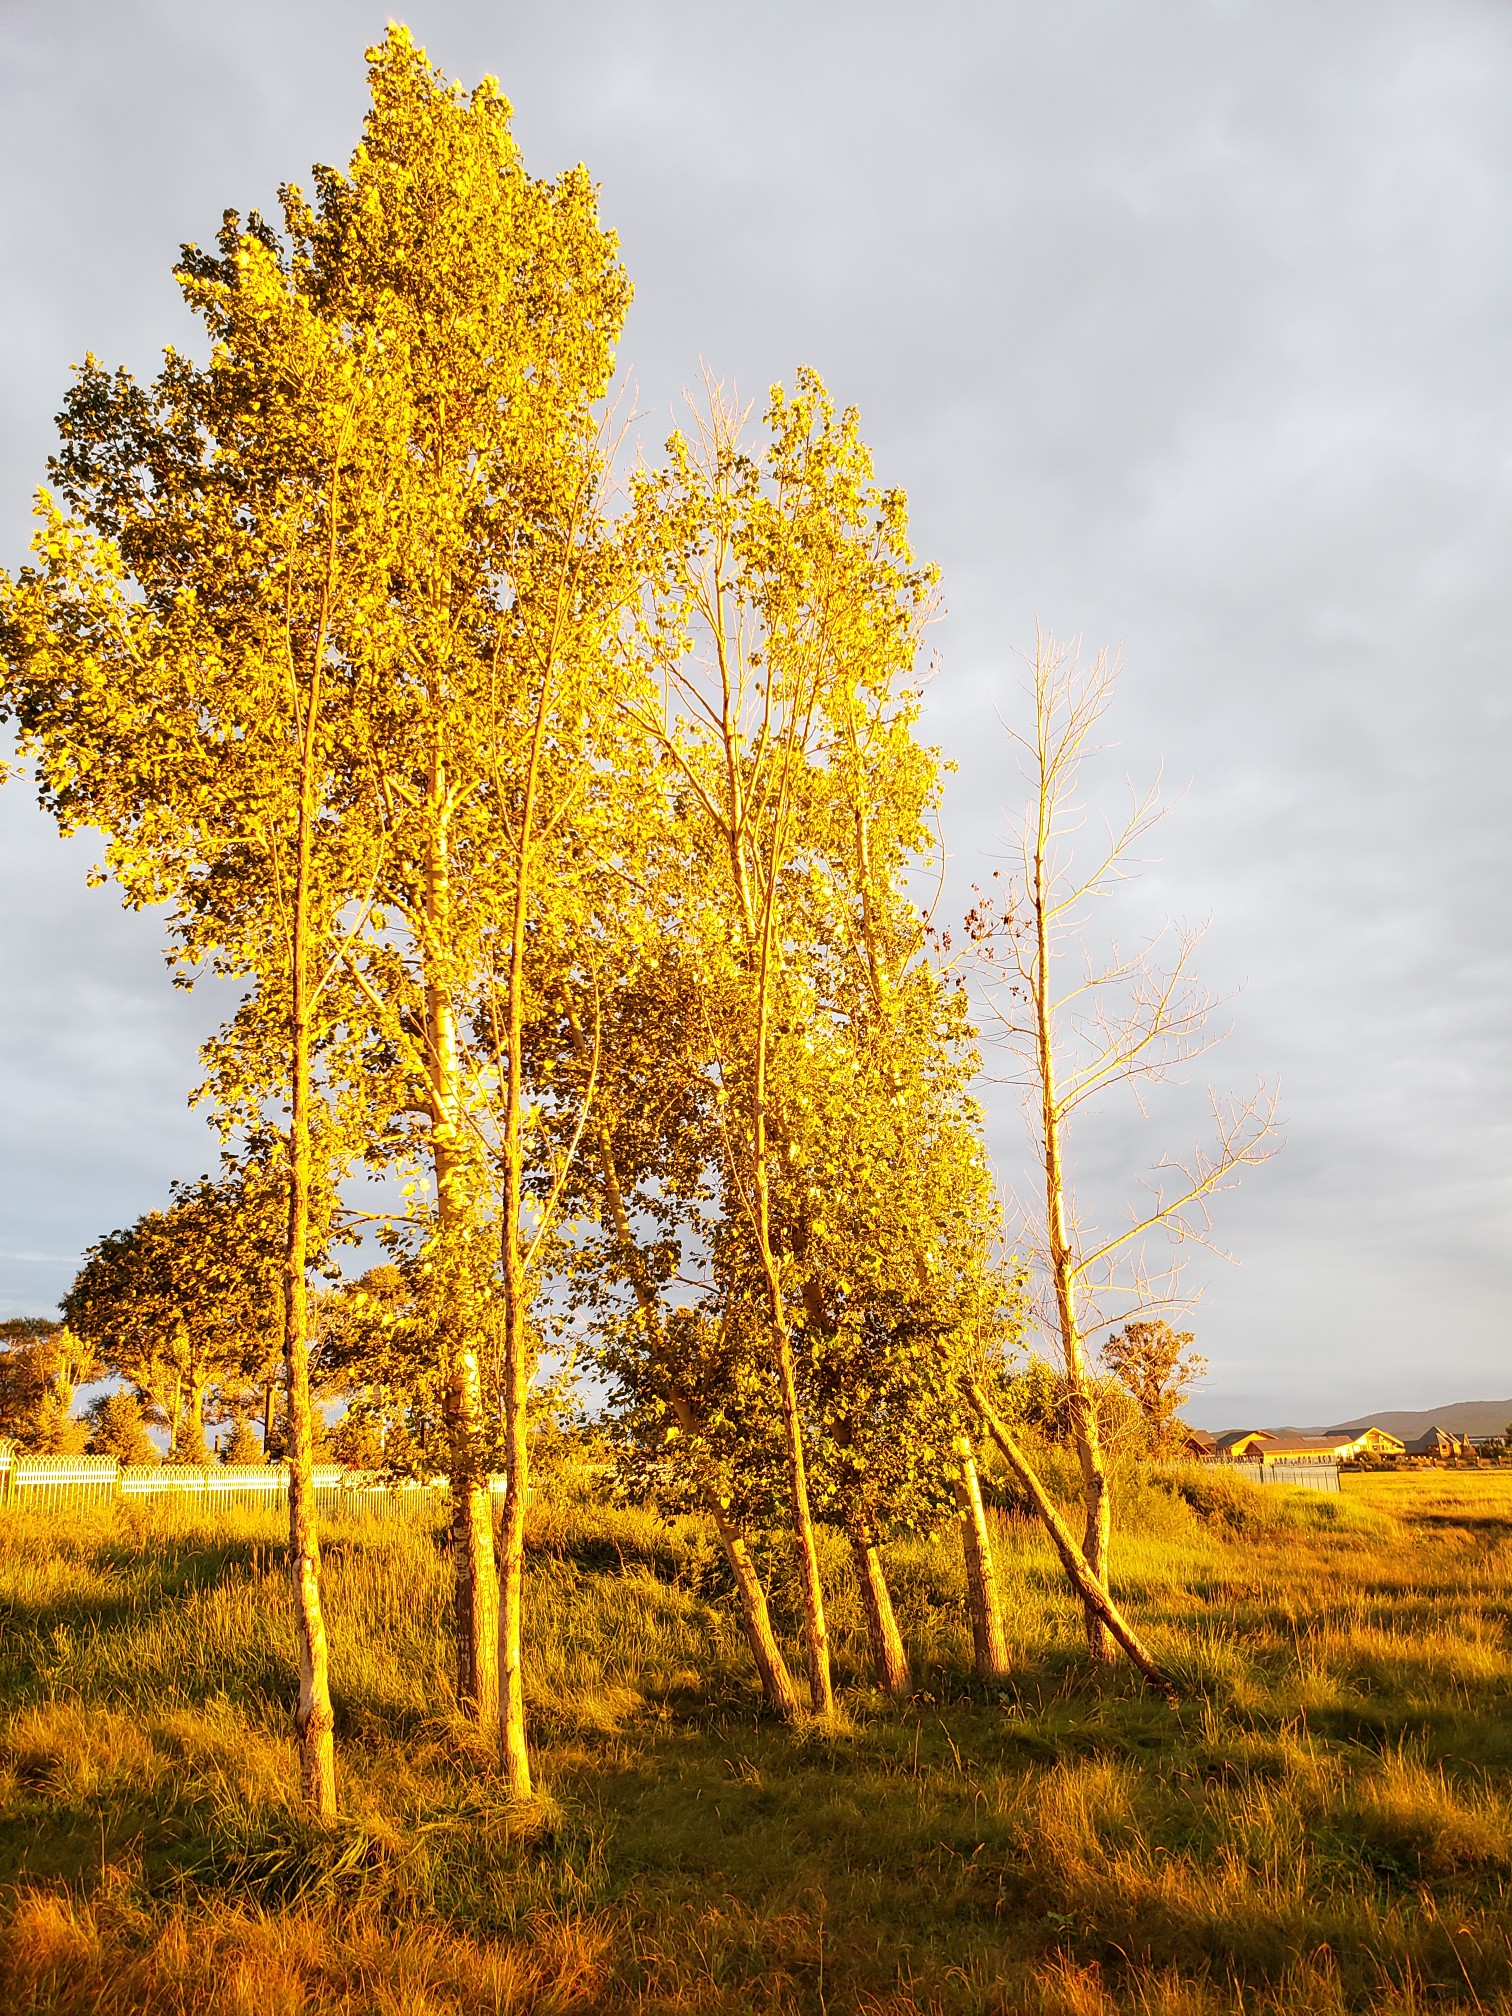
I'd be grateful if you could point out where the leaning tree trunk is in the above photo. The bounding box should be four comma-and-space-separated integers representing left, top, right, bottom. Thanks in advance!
968, 1380, 1177, 1702
670, 1398, 802, 1716
954, 1433, 1011, 1682
848, 1521, 911, 1696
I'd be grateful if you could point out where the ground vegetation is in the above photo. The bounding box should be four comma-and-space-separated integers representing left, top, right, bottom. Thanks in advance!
1, 1468, 1508, 2014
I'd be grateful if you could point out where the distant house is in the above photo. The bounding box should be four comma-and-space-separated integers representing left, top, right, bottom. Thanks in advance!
1217, 1430, 1274, 1459
1213, 1425, 1405, 1465
1258, 1435, 1355, 1464
1403, 1425, 1473, 1458
1342, 1425, 1406, 1458
1265, 1429, 1405, 1463
1175, 1425, 1219, 1457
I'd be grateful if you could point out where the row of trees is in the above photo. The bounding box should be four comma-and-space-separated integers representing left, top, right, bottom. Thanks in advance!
0, 29, 1270, 1815
0, 1289, 1208, 1473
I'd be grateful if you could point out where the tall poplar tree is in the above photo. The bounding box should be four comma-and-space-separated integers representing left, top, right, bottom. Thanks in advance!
4, 28, 635, 1798
0, 72, 410, 1821
627, 373, 940, 1718
268, 27, 631, 1750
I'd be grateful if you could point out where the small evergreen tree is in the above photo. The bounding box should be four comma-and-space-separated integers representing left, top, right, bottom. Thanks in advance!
85, 1389, 159, 1466
221, 1416, 264, 1466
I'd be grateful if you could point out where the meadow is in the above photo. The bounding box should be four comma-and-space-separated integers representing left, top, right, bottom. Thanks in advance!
2, 1464, 1511, 2015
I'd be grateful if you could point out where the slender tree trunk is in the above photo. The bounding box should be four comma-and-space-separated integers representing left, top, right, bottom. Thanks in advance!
668, 1397, 800, 1715
709, 606, 833, 1719
425, 783, 500, 1728
955, 1435, 1011, 1682
499, 1035, 532, 1796
751, 893, 833, 1718
562, 990, 800, 1717
848, 1522, 910, 1696
283, 663, 337, 1820
766, 1285, 833, 1716
1066, 1380, 1112, 1661
495, 671, 556, 1801
264, 1376, 277, 1456
1031, 779, 1113, 1660
968, 1380, 1176, 1701
169, 1364, 184, 1458
445, 1337, 499, 1720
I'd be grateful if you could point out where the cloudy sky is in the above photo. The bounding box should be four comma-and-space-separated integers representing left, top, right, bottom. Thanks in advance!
2, 0, 1507, 1424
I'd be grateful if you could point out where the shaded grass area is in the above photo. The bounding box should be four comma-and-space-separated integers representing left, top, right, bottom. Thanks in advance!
3, 1473, 1512, 2011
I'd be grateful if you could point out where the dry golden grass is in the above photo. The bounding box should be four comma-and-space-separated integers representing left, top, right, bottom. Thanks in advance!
3, 1468, 1512, 2012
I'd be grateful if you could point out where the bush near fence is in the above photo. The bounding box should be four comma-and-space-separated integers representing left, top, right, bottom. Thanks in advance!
0, 1442, 497, 1516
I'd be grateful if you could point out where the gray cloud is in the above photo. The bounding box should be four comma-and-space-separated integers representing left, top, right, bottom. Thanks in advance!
2, 0, 1507, 1419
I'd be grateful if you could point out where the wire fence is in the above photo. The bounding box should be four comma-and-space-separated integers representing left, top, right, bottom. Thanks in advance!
0, 1444, 496, 1518
1224, 1460, 1341, 1493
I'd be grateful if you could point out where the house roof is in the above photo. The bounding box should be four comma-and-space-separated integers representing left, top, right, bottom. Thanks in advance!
1348, 1426, 1406, 1448
1402, 1425, 1469, 1455
1260, 1436, 1347, 1458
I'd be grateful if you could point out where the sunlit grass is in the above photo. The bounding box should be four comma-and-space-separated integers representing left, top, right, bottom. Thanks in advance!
3, 1468, 1512, 2011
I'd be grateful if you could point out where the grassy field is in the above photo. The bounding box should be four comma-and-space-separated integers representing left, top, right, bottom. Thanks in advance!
2, 1465, 1511, 2013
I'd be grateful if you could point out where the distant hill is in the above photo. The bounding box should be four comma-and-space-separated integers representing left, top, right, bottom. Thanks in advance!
1209, 1400, 1512, 1440
1324, 1400, 1512, 1439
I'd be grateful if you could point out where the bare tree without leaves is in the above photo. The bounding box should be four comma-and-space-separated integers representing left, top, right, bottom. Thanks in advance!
970, 632, 1277, 1662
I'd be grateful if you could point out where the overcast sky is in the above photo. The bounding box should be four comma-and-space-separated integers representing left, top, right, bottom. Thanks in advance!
2, 0, 1507, 1424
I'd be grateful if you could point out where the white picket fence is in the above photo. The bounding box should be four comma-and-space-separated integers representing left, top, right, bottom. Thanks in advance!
0, 1444, 500, 1517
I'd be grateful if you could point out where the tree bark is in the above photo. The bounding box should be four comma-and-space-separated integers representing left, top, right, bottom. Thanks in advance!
185, 1375, 207, 1462
954, 1435, 1011, 1682
445, 1336, 499, 1719
498, 1048, 532, 1797
495, 662, 556, 1801
848, 1522, 910, 1696
425, 783, 500, 1728
283, 658, 337, 1820
968, 1380, 1176, 1702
